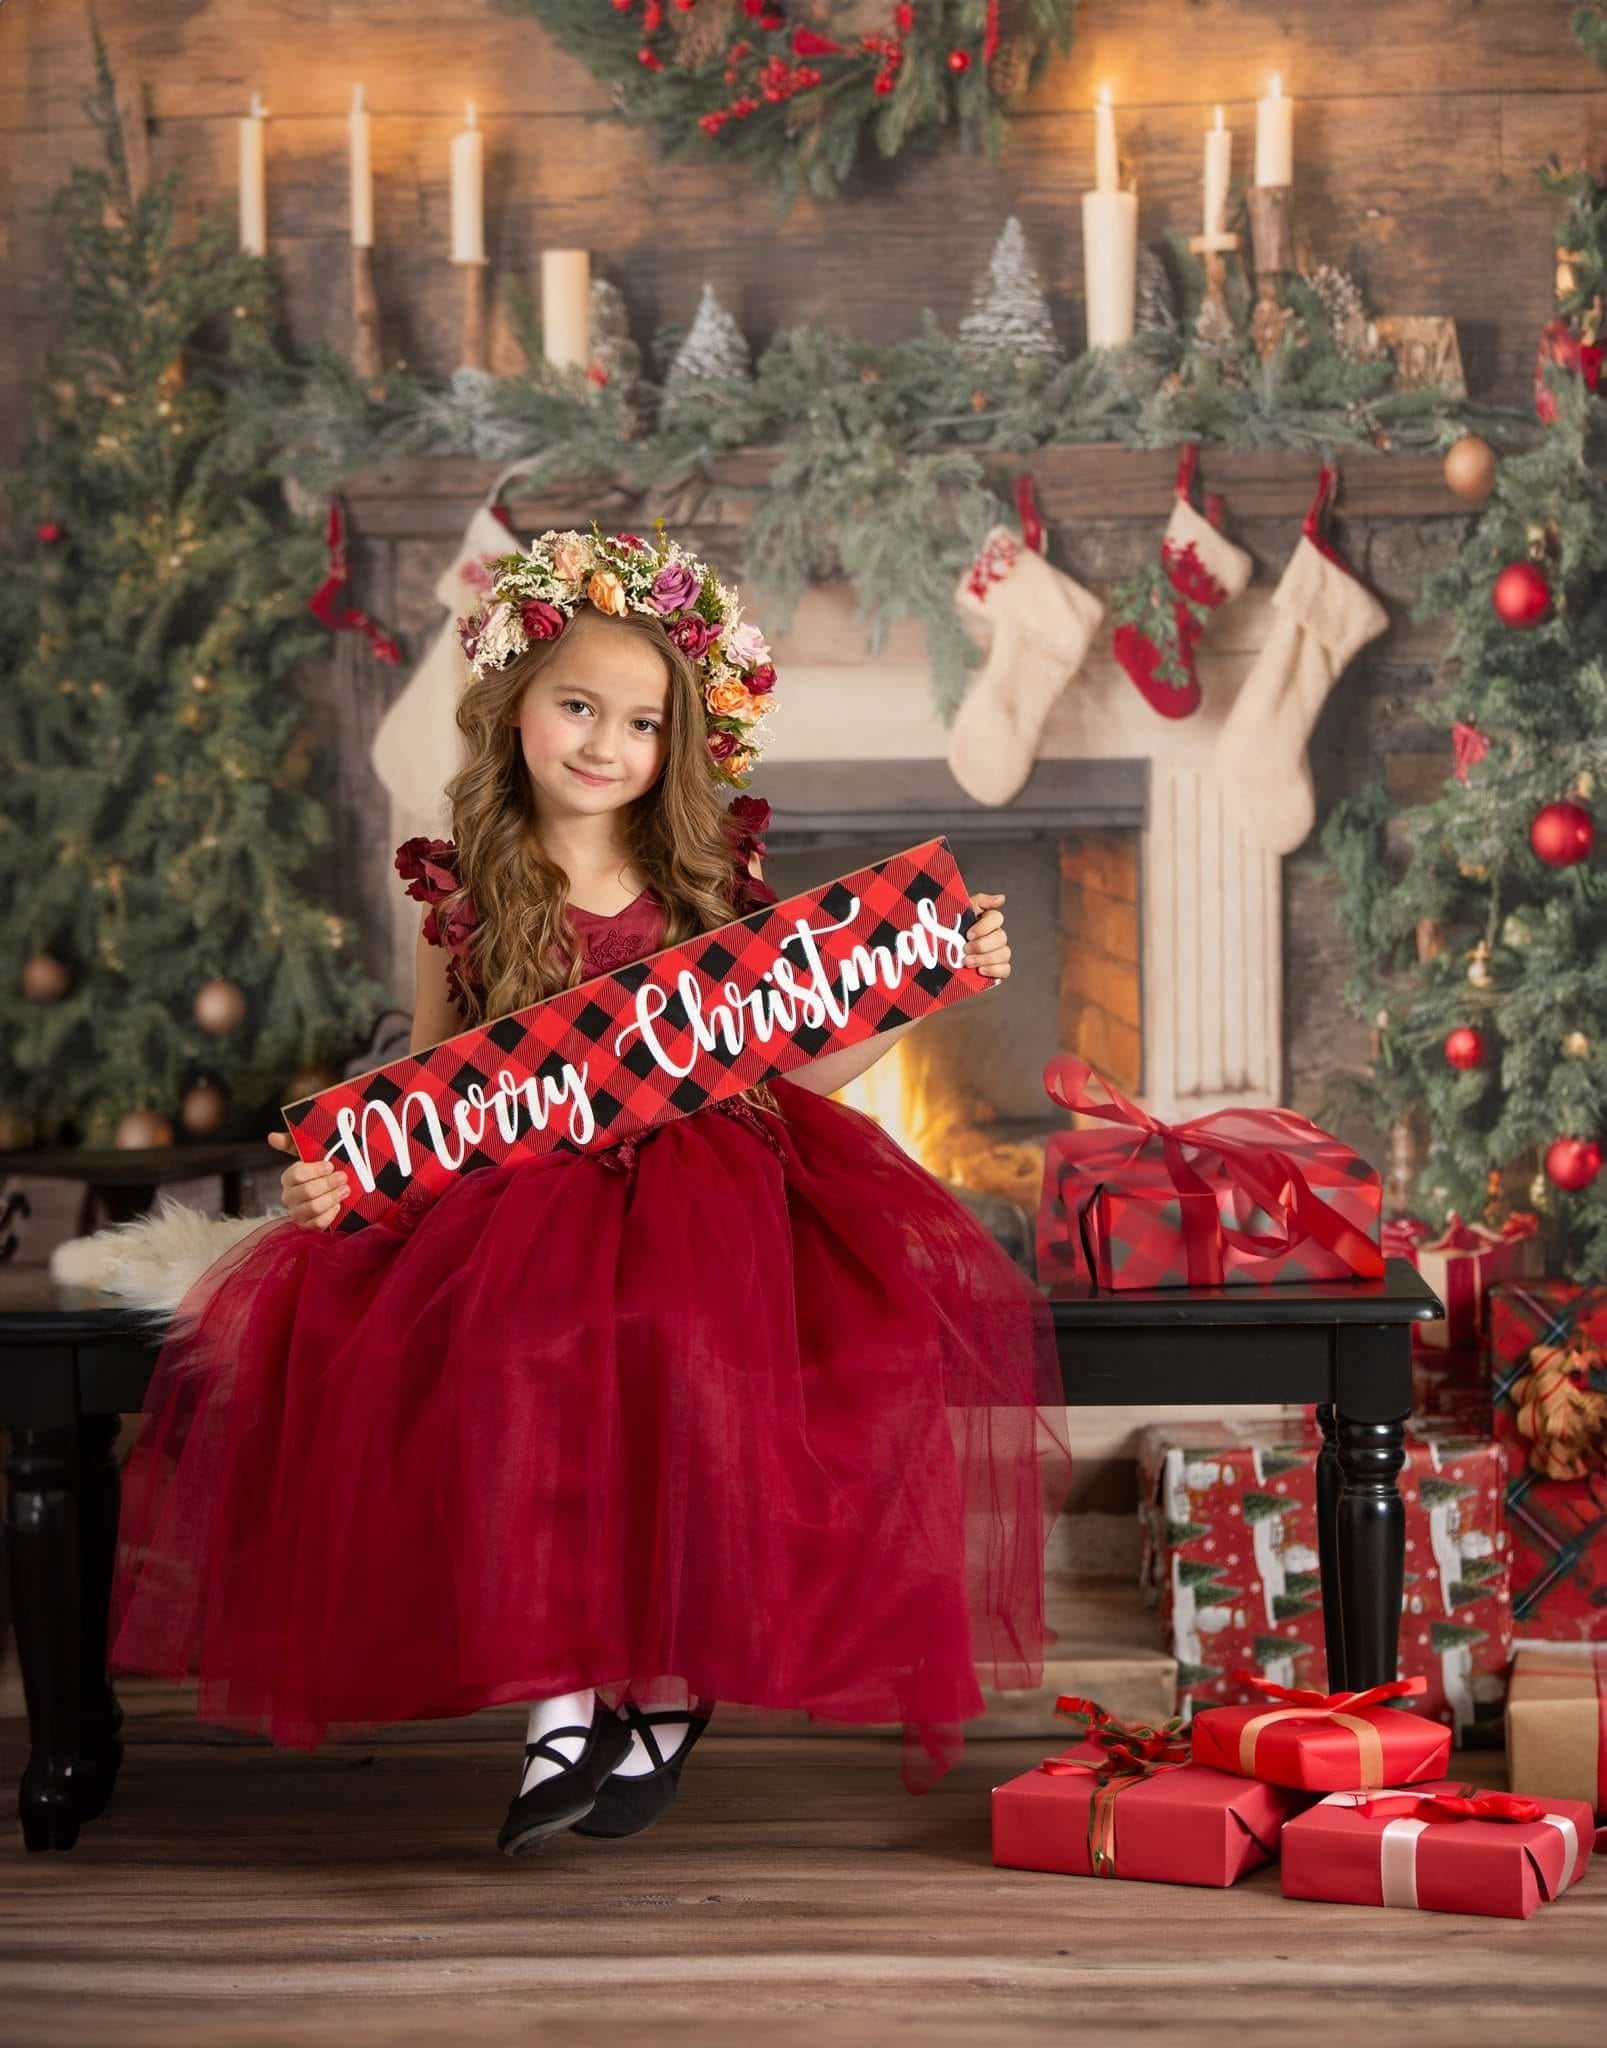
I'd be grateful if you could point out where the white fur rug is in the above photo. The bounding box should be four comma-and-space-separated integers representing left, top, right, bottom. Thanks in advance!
49, 1194, 285, 1319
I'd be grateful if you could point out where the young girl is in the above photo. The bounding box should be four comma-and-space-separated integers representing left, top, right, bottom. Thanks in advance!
110, 525, 1073, 1857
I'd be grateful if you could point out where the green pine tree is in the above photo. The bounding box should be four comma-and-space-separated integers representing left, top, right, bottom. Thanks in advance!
1241, 1490, 1294, 1523
1322, 28, 1607, 1269
1272, 1593, 1323, 1622
1429, 1619, 1490, 1655
1251, 1634, 1315, 1670
0, 35, 386, 1145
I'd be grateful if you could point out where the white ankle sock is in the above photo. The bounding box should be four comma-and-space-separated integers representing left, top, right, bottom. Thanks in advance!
520, 1689, 598, 1795
613, 1688, 697, 1779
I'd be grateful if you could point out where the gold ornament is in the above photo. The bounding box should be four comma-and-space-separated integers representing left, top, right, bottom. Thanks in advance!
194, 976, 247, 1035
22, 953, 72, 1003
114, 1108, 174, 1150
1442, 435, 1496, 504
1529, 1169, 1552, 1214
1459, 861, 1489, 881
179, 1079, 228, 1136
0, 1107, 37, 1151
1562, 1030, 1592, 1058
325, 915, 346, 949
1572, 769, 1596, 801
970, 388, 989, 412
177, 702, 205, 730
286, 1064, 340, 1101
1466, 942, 1492, 988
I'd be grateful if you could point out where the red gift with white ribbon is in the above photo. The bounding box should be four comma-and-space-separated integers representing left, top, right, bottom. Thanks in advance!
1281, 1782, 1596, 1918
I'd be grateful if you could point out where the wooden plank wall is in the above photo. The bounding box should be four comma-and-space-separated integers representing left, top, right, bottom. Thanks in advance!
3, 0, 1605, 477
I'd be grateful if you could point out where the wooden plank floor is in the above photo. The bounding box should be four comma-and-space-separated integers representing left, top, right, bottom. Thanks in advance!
2, 1680, 1602, 2048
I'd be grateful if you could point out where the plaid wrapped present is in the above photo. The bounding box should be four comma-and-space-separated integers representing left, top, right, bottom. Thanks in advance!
1489, 1279, 1607, 1639
1138, 1418, 1512, 1738
1036, 1059, 1383, 1291
286, 838, 987, 1234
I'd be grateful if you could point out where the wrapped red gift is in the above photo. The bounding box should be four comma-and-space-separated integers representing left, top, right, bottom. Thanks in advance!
991, 1698, 1308, 1887
1489, 1280, 1607, 1638
1137, 1418, 1511, 1738
1036, 1058, 1383, 1291
1414, 1211, 1542, 1351
1281, 1783, 1595, 1918
1190, 1675, 1452, 1791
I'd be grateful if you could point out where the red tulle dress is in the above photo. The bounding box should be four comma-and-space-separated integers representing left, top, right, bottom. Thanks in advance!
111, 815, 1072, 1788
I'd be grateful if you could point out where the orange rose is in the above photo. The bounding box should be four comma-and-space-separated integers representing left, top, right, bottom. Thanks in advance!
587, 569, 628, 617
705, 678, 751, 717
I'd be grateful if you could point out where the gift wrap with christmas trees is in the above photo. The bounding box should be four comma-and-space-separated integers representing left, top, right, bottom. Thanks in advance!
1137, 1419, 1512, 1736
1489, 1280, 1607, 1640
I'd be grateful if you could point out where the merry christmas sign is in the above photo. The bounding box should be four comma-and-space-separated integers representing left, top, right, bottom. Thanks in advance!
283, 837, 987, 1234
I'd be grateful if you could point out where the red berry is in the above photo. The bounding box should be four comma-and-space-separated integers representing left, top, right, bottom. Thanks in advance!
895, 1, 915, 27
1442, 1026, 1486, 1072
873, 70, 896, 94
638, 46, 663, 67
947, 47, 971, 71
36, 521, 63, 543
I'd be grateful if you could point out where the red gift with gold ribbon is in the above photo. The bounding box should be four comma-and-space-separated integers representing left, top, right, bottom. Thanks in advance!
1281, 1782, 1595, 1918
990, 1697, 1310, 1887
1189, 1675, 1452, 1792
1035, 1058, 1383, 1291
1413, 1210, 1542, 1351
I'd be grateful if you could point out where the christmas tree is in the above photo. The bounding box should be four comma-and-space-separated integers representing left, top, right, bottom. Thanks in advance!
1322, 79, 1607, 1273
659, 282, 753, 428
957, 217, 1063, 368
0, 36, 386, 1149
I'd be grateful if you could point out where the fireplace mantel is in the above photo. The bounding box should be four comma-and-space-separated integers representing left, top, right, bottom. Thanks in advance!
328, 447, 1465, 1123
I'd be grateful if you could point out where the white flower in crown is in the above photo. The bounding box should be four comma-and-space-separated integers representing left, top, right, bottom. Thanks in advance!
454, 521, 776, 788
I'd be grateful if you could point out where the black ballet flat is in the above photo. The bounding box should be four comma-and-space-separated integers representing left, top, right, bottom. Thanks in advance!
496, 1698, 633, 1857
572, 1701, 712, 1841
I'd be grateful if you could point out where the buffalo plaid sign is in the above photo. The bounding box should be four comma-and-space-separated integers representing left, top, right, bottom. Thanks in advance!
284, 836, 986, 1234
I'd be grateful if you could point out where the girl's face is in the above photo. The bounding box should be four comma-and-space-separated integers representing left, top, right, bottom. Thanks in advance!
514, 615, 669, 820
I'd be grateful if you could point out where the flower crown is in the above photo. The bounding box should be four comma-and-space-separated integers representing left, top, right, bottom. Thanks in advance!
457, 520, 775, 791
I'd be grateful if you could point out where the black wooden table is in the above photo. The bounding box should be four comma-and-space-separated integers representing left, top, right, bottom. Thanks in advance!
0, 1258, 1441, 1852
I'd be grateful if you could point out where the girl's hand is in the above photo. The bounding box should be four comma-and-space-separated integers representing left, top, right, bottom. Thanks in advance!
266, 1129, 351, 1231
964, 891, 1011, 983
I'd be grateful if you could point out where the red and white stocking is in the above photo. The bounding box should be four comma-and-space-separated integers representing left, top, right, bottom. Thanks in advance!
1110, 444, 1253, 720
1215, 465, 1389, 854
948, 475, 1105, 807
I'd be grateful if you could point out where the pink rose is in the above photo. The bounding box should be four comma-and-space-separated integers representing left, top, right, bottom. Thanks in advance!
725, 621, 770, 669
519, 599, 566, 640
651, 559, 702, 615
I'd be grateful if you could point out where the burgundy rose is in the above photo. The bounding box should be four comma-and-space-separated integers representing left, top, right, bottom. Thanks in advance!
519, 599, 566, 641
396, 837, 460, 902
747, 661, 777, 695
726, 794, 770, 861
650, 559, 701, 615
668, 613, 718, 660
707, 730, 738, 762
613, 531, 649, 551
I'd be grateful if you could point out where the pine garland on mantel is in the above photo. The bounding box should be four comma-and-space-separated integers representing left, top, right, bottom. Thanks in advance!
260, 266, 1526, 717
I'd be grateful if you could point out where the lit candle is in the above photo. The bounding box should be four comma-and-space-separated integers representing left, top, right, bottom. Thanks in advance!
1254, 73, 1293, 187
1203, 104, 1232, 239
239, 93, 267, 256
1094, 83, 1118, 195
541, 249, 591, 369
349, 84, 374, 248
1081, 187, 1138, 349
450, 101, 485, 265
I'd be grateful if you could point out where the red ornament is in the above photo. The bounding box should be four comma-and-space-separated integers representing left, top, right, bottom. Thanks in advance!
36, 520, 63, 543
947, 48, 971, 71
1529, 799, 1595, 867
1443, 1027, 1487, 1072
1491, 559, 1551, 629
1534, 317, 1604, 425
1544, 1136, 1603, 1193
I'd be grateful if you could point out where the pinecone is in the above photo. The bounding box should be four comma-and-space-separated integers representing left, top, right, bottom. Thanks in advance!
987, 34, 1033, 101
1135, 246, 1178, 333
670, 0, 734, 71
1303, 262, 1383, 361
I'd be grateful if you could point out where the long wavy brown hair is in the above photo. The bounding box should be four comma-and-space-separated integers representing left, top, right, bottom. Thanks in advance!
441, 607, 747, 1027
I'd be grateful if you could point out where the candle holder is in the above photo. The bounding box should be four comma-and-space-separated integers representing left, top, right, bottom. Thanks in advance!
351, 245, 383, 383
1187, 230, 1241, 345
1246, 184, 1297, 363
458, 263, 488, 373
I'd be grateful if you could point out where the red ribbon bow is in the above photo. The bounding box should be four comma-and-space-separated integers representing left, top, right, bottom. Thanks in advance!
1038, 1696, 1191, 1877
1230, 1674, 1427, 1715
1043, 1057, 1384, 1288
1355, 1790, 1546, 1826
1500, 1211, 1541, 1243
1381, 1216, 1433, 1260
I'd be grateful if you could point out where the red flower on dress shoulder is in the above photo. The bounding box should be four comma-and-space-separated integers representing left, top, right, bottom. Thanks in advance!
395, 837, 482, 996
725, 794, 771, 860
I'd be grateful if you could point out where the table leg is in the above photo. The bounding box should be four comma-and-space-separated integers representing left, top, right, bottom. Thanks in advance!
1333, 1324, 1412, 1691
75, 1413, 126, 1825
4, 1424, 88, 1850
1313, 1402, 1348, 1690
